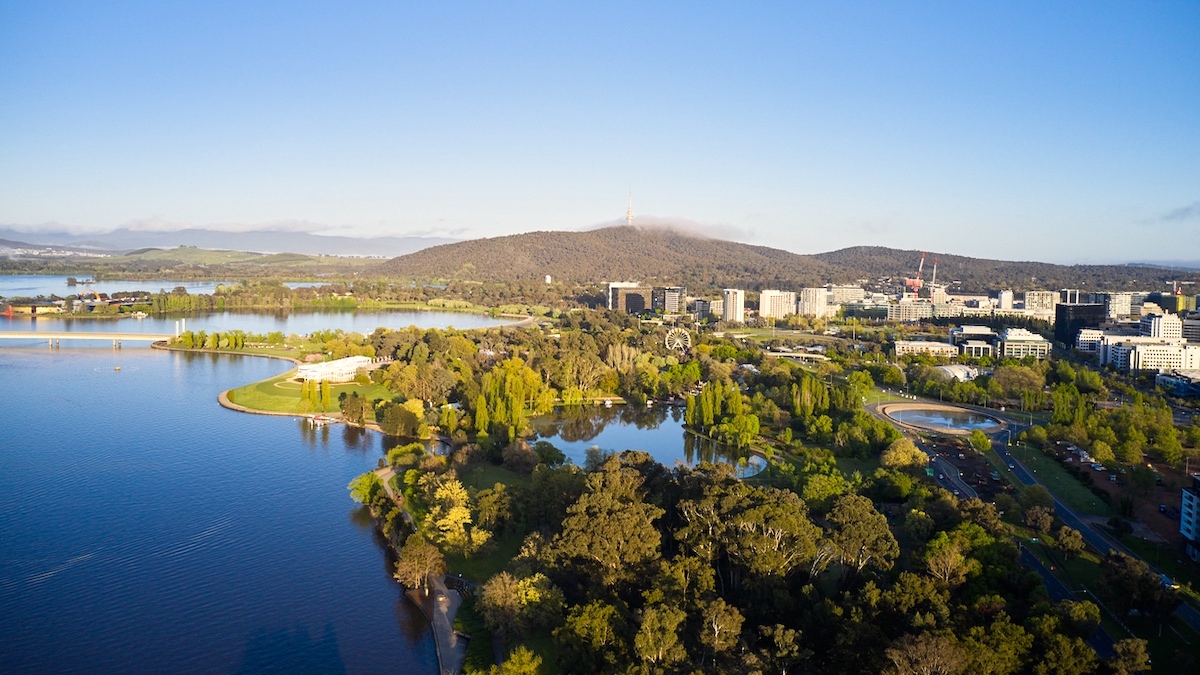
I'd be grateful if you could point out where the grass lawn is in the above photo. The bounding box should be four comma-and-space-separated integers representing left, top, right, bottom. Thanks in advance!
454, 598, 496, 674
864, 387, 906, 405
226, 372, 393, 415
1010, 443, 1117, 518
460, 464, 531, 491
446, 531, 525, 583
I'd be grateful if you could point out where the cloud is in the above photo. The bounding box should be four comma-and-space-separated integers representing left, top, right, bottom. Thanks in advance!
1159, 200, 1200, 223
581, 216, 755, 242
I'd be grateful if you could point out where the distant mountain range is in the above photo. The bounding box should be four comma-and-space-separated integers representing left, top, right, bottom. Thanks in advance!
374, 226, 1200, 293
0, 227, 455, 258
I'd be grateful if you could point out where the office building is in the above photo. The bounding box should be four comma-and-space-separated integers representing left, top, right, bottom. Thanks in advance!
998, 290, 1014, 310
1183, 475, 1200, 562
797, 287, 832, 318
949, 325, 997, 345
997, 328, 1052, 360
652, 286, 686, 314
611, 287, 654, 314
1184, 318, 1200, 343
722, 289, 745, 324
828, 285, 866, 304
888, 299, 933, 323
894, 341, 959, 358
1104, 292, 1133, 320
759, 290, 797, 319
1055, 303, 1107, 345
606, 282, 640, 310
1141, 312, 1183, 339
1158, 371, 1200, 398
1024, 290, 1058, 311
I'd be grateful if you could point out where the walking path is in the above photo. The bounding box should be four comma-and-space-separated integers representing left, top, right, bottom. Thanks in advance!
374, 467, 468, 675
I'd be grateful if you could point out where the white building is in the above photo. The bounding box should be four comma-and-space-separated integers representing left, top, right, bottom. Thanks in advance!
997, 328, 1052, 360
797, 287, 831, 318
894, 341, 959, 358
1024, 290, 1058, 311
296, 355, 373, 383
722, 289, 745, 324
828, 285, 865, 304
888, 299, 933, 323
949, 325, 997, 345
1141, 312, 1183, 339
998, 290, 1014, 311
758, 290, 797, 319
1105, 292, 1133, 320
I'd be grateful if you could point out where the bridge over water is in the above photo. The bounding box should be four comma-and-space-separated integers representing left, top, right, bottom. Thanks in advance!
0, 331, 173, 348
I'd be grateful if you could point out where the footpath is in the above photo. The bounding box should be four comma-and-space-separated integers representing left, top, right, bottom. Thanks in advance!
375, 467, 469, 675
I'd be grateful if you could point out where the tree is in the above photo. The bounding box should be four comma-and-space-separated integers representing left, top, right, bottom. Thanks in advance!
552, 458, 664, 586
698, 598, 744, 658
320, 379, 332, 411
884, 633, 966, 675
554, 601, 628, 672
828, 493, 900, 580
968, 429, 992, 454
1025, 506, 1055, 534
347, 471, 383, 504
488, 645, 542, 675
882, 438, 928, 469
1033, 634, 1096, 675
478, 572, 565, 641
393, 534, 446, 590
924, 533, 971, 587
960, 615, 1033, 675
634, 604, 687, 667
1108, 638, 1150, 675
1051, 526, 1085, 560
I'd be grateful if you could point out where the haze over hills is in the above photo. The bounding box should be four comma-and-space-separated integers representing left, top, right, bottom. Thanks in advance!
0, 227, 454, 258
375, 226, 1200, 293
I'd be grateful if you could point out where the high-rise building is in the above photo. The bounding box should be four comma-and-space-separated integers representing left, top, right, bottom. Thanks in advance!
722, 289, 745, 323
652, 286, 687, 314
1054, 303, 1106, 345
828, 285, 866, 304
758, 290, 797, 319
606, 282, 639, 310
888, 300, 933, 323
998, 290, 1014, 310
1024, 290, 1058, 311
797, 287, 831, 317
611, 287, 654, 314
1105, 292, 1133, 320
1061, 289, 1082, 304
1183, 318, 1200, 343
1141, 312, 1183, 339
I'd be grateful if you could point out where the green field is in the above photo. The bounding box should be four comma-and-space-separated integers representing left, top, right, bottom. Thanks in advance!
1010, 443, 1117, 518
226, 371, 393, 415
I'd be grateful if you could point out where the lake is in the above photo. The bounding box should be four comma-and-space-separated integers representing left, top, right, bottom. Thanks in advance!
0, 348, 439, 673
0, 307, 510, 340
0, 275, 234, 299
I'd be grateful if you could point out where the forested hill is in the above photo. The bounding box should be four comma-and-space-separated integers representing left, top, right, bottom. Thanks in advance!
375, 226, 1199, 292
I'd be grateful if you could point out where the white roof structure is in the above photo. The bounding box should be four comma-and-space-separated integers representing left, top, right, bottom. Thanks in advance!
296, 355, 372, 382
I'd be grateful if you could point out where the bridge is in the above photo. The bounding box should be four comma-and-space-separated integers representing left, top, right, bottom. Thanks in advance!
0, 331, 174, 348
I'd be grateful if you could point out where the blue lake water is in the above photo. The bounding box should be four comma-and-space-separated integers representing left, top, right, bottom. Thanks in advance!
0, 348, 438, 674
0, 275, 234, 299
892, 408, 1000, 431
1, 307, 509, 341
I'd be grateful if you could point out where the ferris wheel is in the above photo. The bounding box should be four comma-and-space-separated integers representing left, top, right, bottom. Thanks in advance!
665, 327, 692, 354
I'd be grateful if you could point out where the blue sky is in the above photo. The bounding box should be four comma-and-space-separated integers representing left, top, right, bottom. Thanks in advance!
1, 1, 1197, 262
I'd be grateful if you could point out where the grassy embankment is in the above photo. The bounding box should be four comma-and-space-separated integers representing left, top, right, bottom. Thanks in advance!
225, 370, 392, 415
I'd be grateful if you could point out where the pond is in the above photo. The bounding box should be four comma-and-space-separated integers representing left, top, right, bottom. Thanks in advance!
888, 406, 1002, 433
530, 405, 766, 477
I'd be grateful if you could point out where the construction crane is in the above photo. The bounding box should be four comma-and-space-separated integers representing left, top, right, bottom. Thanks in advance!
904, 252, 926, 298
929, 257, 939, 288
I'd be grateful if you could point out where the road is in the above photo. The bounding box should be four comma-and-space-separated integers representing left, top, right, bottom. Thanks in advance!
1019, 545, 1116, 658
994, 423, 1200, 635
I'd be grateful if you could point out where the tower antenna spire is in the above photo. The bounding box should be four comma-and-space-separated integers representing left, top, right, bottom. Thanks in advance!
626, 193, 634, 227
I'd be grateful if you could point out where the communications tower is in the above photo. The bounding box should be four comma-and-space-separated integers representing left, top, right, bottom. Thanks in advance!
626, 193, 634, 227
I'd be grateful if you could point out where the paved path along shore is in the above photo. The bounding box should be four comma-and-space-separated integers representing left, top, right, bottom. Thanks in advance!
375, 467, 468, 675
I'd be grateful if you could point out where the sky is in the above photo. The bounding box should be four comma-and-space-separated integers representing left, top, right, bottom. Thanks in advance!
1, 1, 1197, 263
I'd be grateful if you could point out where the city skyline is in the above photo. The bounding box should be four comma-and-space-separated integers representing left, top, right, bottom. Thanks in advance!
1, 1, 1198, 264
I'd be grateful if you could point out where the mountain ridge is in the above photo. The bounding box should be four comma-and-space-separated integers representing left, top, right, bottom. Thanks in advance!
375, 226, 1200, 293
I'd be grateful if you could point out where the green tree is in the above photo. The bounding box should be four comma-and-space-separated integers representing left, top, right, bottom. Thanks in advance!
884, 633, 966, 675
882, 438, 928, 468
488, 645, 542, 675
347, 471, 383, 504
552, 458, 665, 586
1051, 526, 1085, 560
393, 534, 446, 590
969, 429, 992, 454
634, 604, 687, 667
554, 601, 628, 672
828, 493, 899, 581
